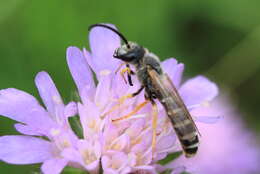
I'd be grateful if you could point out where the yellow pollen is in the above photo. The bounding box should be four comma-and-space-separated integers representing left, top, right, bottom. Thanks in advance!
52, 95, 62, 104
111, 143, 122, 150
202, 101, 210, 107
50, 128, 60, 136
62, 140, 71, 148
100, 69, 111, 76
88, 120, 96, 129
131, 137, 142, 146
82, 150, 97, 165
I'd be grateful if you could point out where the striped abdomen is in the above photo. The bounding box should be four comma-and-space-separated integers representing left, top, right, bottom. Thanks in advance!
161, 97, 199, 157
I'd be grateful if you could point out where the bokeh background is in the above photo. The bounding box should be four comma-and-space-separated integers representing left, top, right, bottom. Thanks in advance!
0, 0, 260, 173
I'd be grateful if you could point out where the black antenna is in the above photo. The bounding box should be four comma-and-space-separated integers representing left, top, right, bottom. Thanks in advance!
88, 24, 130, 48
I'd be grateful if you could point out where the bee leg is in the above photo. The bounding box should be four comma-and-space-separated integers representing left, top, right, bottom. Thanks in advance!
127, 73, 133, 86
115, 62, 126, 74
151, 99, 158, 158
126, 64, 135, 86
101, 86, 144, 118
118, 85, 144, 104
120, 67, 128, 84
119, 64, 135, 85
112, 99, 149, 122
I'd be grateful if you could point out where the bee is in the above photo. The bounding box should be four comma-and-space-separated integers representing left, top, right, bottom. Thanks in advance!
89, 24, 200, 157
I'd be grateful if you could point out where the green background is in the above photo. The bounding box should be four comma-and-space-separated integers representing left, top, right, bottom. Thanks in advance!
0, 0, 260, 173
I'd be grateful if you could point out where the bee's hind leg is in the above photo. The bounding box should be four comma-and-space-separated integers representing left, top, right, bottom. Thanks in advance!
151, 99, 158, 158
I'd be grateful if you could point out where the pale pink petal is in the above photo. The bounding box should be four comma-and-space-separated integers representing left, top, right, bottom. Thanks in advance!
63, 141, 101, 173
89, 24, 121, 74
101, 155, 111, 169
0, 88, 54, 130
95, 74, 113, 108
109, 134, 130, 151
0, 136, 52, 164
77, 140, 101, 162
64, 101, 77, 117
41, 158, 68, 174
171, 166, 186, 174
103, 123, 119, 146
83, 48, 96, 73
14, 123, 43, 136
162, 58, 184, 88
61, 148, 82, 164
125, 119, 146, 139
179, 76, 218, 106
120, 167, 132, 174
156, 133, 176, 152
132, 129, 152, 154
133, 166, 157, 174
67, 47, 95, 101
84, 160, 100, 173
103, 168, 118, 174
35, 71, 64, 117
78, 102, 102, 140
111, 152, 128, 170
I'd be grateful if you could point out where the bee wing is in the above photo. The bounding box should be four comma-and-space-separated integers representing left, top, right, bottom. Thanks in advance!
147, 68, 201, 136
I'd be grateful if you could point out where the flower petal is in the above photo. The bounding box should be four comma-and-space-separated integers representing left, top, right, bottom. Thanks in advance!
64, 101, 77, 117
95, 73, 113, 109
67, 47, 95, 101
83, 48, 96, 74
156, 133, 176, 152
0, 88, 54, 130
133, 166, 157, 174
89, 23, 121, 74
171, 166, 186, 174
109, 134, 130, 151
14, 123, 43, 136
35, 71, 64, 117
179, 76, 218, 106
41, 158, 68, 174
0, 136, 52, 164
162, 58, 184, 88
111, 152, 129, 171
193, 115, 222, 124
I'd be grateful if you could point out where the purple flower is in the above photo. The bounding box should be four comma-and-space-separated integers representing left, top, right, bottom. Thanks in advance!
166, 96, 260, 174
0, 23, 221, 174
66, 24, 219, 174
0, 72, 79, 174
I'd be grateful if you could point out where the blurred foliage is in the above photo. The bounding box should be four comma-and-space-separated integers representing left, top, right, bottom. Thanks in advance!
157, 151, 183, 165
0, 0, 260, 173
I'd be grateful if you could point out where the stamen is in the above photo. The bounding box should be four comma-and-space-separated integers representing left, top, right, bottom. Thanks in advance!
187, 101, 211, 110
100, 69, 111, 76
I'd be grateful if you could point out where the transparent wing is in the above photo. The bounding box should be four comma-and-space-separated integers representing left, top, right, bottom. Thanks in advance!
147, 68, 201, 136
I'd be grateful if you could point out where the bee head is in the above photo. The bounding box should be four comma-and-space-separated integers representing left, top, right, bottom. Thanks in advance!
89, 24, 145, 63
113, 42, 145, 62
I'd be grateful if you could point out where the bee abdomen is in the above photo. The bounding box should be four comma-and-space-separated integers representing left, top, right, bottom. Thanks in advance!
180, 134, 199, 157
169, 115, 199, 157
